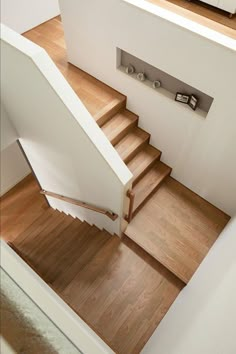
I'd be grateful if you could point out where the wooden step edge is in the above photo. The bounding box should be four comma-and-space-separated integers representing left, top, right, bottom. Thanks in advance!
123, 132, 151, 164
132, 149, 162, 187
94, 96, 126, 127
123, 232, 188, 284
110, 116, 139, 146
133, 164, 172, 216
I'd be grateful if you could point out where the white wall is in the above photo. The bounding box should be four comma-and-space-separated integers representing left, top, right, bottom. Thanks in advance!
217, 0, 236, 14
0, 0, 60, 195
1, 24, 132, 235
59, 0, 236, 217
142, 216, 236, 354
1, 102, 18, 150
0, 102, 31, 196
0, 0, 60, 34
1, 143, 31, 196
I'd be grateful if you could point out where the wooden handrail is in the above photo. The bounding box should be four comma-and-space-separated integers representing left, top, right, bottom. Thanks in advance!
125, 189, 135, 223
40, 190, 118, 221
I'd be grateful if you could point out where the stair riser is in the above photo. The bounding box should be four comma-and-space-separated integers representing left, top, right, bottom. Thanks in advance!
132, 169, 171, 217
123, 139, 150, 164
96, 98, 126, 127
132, 152, 162, 187
111, 119, 138, 146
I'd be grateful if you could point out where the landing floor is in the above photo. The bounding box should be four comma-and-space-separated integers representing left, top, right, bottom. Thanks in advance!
125, 177, 230, 283
23, 17, 125, 118
0, 175, 183, 354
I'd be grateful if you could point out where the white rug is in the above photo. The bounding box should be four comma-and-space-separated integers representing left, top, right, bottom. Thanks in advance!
0, 268, 82, 354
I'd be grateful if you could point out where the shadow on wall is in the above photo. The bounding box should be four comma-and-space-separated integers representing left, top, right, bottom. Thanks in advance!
143, 217, 236, 354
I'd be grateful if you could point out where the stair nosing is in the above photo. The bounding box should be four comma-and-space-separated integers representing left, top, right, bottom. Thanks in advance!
133, 161, 172, 213
94, 97, 126, 127
102, 109, 138, 146
115, 127, 150, 163
128, 146, 162, 186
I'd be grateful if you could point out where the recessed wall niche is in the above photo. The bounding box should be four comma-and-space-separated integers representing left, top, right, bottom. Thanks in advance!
117, 48, 214, 117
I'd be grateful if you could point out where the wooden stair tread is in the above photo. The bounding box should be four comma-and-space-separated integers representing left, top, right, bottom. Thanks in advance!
115, 127, 150, 163
101, 109, 138, 145
93, 97, 126, 127
133, 161, 171, 212
127, 145, 161, 185
14, 208, 66, 247
52, 227, 111, 291
44, 223, 103, 286
21, 215, 78, 266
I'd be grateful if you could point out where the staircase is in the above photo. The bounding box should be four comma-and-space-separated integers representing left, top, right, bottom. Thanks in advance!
3, 187, 183, 354
22, 16, 230, 286
97, 104, 172, 220
23, 16, 171, 224
10, 208, 112, 288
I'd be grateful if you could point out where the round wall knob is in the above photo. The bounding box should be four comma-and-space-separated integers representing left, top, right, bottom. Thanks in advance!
137, 72, 146, 81
125, 64, 135, 75
153, 80, 161, 89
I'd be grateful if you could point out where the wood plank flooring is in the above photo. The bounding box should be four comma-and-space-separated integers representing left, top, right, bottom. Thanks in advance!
0, 175, 184, 354
125, 177, 230, 283
148, 0, 236, 39
23, 17, 125, 118
0, 175, 47, 243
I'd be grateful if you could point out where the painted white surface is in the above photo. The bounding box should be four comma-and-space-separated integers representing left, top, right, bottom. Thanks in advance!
142, 216, 236, 354
59, 0, 236, 216
124, 0, 236, 50
0, 102, 31, 196
0, 0, 60, 34
0, 337, 15, 354
1, 269, 81, 354
0, 240, 115, 354
213, 0, 236, 13
1, 102, 18, 151
0, 142, 31, 196
1, 24, 132, 235
201, 0, 219, 7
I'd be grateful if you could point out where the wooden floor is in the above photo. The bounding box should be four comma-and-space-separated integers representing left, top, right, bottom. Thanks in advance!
125, 177, 230, 283
23, 17, 125, 118
0, 175, 47, 243
148, 0, 236, 39
0, 175, 183, 354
